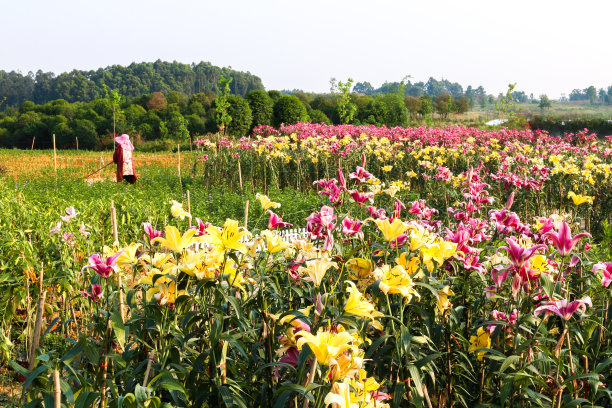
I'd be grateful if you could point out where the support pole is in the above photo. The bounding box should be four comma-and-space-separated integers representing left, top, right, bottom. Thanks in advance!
244, 200, 249, 230
53, 369, 61, 407
187, 190, 192, 228
110, 200, 125, 323
53, 134, 57, 175
238, 161, 243, 189
76, 137, 79, 151
177, 144, 182, 186
31, 136, 35, 150
28, 265, 46, 370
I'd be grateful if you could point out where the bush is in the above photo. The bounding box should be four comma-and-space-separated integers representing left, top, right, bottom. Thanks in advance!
226, 95, 253, 137
308, 109, 331, 125
247, 90, 273, 129
272, 95, 309, 127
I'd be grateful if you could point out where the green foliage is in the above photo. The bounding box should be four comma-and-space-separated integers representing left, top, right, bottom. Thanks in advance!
215, 76, 233, 132
226, 95, 252, 137
308, 109, 331, 124
334, 78, 357, 124
246, 90, 273, 129
272, 95, 309, 127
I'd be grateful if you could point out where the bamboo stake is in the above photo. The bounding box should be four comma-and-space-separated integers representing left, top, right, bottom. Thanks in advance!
76, 137, 79, 151
31, 136, 35, 150
238, 161, 243, 189
110, 201, 125, 323
28, 266, 46, 370
186, 190, 192, 228
53, 134, 57, 175
25, 278, 31, 359
142, 350, 156, 387
244, 200, 249, 229
177, 144, 182, 185
53, 369, 61, 407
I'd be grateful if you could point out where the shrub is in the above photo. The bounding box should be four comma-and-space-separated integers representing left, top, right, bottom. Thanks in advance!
272, 95, 308, 127
247, 90, 273, 129
227, 95, 253, 137
308, 109, 331, 125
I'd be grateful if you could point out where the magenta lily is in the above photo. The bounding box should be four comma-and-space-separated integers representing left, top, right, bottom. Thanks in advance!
593, 262, 612, 287
191, 217, 211, 236
534, 296, 592, 320
81, 284, 103, 302
267, 210, 293, 230
81, 252, 123, 279
545, 221, 591, 256
499, 237, 547, 270
341, 215, 363, 239
143, 222, 165, 242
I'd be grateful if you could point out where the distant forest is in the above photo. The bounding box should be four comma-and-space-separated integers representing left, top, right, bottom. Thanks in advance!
0, 60, 264, 107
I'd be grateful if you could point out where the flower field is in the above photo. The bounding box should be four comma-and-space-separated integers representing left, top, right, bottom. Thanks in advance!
2, 123, 612, 407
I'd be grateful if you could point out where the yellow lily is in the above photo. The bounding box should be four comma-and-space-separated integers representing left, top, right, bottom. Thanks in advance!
152, 226, 197, 253
376, 264, 420, 301
148, 280, 186, 306
170, 200, 192, 220
346, 258, 373, 280
295, 328, 356, 366
395, 252, 421, 274
261, 229, 289, 254
436, 286, 455, 316
468, 327, 491, 361
372, 218, 409, 242
567, 191, 594, 205
256, 193, 281, 210
299, 257, 337, 287
200, 219, 251, 258
421, 240, 457, 272
343, 281, 383, 330
116, 243, 142, 267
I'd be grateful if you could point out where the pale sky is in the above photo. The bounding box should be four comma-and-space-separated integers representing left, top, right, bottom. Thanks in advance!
3, 0, 612, 99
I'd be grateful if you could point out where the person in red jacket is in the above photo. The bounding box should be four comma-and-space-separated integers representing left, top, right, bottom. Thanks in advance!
113, 134, 137, 184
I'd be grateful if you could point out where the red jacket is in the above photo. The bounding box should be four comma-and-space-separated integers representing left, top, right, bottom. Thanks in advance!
113, 145, 137, 183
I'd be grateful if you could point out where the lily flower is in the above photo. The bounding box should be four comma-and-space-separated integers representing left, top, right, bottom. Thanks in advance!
256, 193, 281, 210
372, 218, 409, 242
267, 210, 292, 230
499, 237, 547, 270
468, 327, 491, 361
341, 216, 363, 239
81, 284, 103, 302
152, 226, 197, 253
534, 296, 592, 320
261, 229, 290, 254
191, 218, 211, 236
343, 281, 384, 330
50, 221, 62, 234
61, 206, 79, 223
81, 252, 123, 279
200, 219, 251, 258
295, 328, 356, 366
79, 222, 90, 236
544, 221, 590, 256
436, 286, 455, 316
299, 257, 337, 287
143, 222, 165, 243
593, 262, 612, 287
567, 191, 594, 205
170, 200, 191, 220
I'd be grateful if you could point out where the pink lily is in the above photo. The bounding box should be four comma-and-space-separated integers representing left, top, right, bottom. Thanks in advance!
367, 206, 387, 220
534, 296, 592, 320
267, 210, 293, 230
337, 167, 347, 190
499, 237, 547, 271
143, 222, 165, 243
544, 221, 591, 257
349, 190, 374, 206
191, 218, 212, 236
593, 262, 612, 287
81, 284, 103, 302
81, 252, 123, 279
79, 222, 90, 237
341, 216, 363, 239
61, 206, 79, 223
50, 221, 62, 235
349, 166, 373, 183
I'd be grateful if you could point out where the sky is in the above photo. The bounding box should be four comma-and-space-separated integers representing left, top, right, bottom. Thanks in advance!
2, 0, 612, 99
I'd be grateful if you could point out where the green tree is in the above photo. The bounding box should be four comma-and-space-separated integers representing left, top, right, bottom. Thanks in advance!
103, 85, 121, 139
334, 78, 357, 124
586, 86, 597, 104
246, 90, 273, 128
215, 75, 232, 133
539, 94, 552, 111
226, 95, 252, 137
434, 93, 454, 120
405, 96, 421, 120
308, 109, 331, 124
272, 95, 308, 127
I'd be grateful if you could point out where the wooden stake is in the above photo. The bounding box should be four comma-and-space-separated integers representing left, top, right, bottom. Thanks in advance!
110, 201, 125, 323
76, 137, 79, 151
53, 134, 57, 175
238, 161, 243, 189
177, 144, 182, 185
53, 369, 61, 407
244, 200, 249, 229
142, 350, 156, 387
31, 136, 35, 150
186, 190, 192, 228
28, 266, 46, 370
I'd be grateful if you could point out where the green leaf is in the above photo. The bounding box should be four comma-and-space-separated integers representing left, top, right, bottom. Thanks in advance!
498, 355, 521, 374
407, 364, 424, 398
111, 309, 126, 349
75, 391, 99, 408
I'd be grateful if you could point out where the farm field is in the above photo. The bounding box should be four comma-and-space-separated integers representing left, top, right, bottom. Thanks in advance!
1, 123, 612, 407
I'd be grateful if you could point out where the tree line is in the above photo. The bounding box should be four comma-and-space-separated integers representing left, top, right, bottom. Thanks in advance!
0, 60, 264, 108
0, 80, 474, 150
